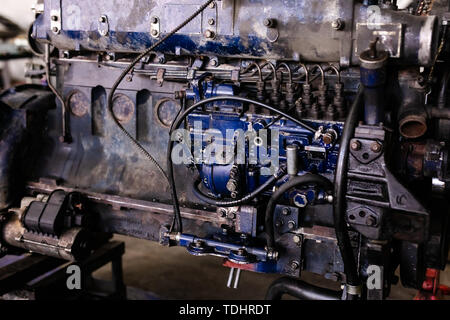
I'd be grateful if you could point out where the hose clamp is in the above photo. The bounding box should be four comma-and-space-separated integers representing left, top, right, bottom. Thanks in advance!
346, 284, 362, 296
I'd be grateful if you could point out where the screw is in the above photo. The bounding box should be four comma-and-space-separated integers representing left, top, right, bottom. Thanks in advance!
282, 207, 290, 216
287, 221, 296, 230
209, 1, 216, 8
210, 59, 218, 67
366, 216, 377, 226
293, 235, 301, 244
275, 220, 283, 228
51, 15, 58, 21
204, 30, 215, 39
151, 29, 159, 36
99, 16, 107, 23
263, 18, 275, 27
218, 208, 227, 217
52, 27, 59, 33
331, 18, 344, 30
350, 140, 361, 151
208, 18, 215, 25
370, 142, 382, 153
151, 17, 159, 24
290, 261, 300, 270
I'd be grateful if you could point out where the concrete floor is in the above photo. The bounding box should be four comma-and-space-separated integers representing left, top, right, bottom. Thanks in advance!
93, 235, 450, 300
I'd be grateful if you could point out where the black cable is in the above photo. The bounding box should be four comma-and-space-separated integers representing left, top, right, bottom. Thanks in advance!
106, 0, 215, 233
168, 96, 317, 233
264, 174, 333, 250
333, 85, 364, 292
192, 169, 287, 207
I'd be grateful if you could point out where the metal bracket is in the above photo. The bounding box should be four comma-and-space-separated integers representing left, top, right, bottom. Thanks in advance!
150, 16, 160, 38
156, 68, 166, 86
98, 15, 109, 37
50, 9, 61, 35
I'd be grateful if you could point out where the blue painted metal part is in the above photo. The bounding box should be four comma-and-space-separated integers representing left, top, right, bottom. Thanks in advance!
178, 233, 270, 262
187, 109, 343, 197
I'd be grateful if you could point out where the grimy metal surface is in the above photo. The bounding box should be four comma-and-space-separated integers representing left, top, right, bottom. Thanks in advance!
34, 0, 437, 66
0, 0, 448, 301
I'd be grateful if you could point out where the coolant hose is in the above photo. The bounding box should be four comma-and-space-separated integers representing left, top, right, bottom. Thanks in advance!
333, 86, 365, 294
265, 277, 342, 300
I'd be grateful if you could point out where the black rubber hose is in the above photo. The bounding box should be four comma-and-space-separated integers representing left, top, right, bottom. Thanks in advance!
168, 96, 317, 233
192, 169, 287, 207
428, 106, 450, 119
264, 174, 333, 250
333, 86, 364, 290
265, 277, 342, 300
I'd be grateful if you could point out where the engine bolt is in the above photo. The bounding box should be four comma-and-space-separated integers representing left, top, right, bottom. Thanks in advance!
98, 16, 107, 23
151, 29, 159, 36
331, 18, 344, 30
204, 30, 215, 39
209, 1, 216, 8
218, 208, 227, 217
282, 207, 290, 216
290, 261, 300, 270
350, 140, 361, 151
287, 221, 296, 230
208, 18, 215, 25
371, 142, 382, 153
52, 27, 59, 33
51, 15, 58, 21
151, 17, 159, 24
366, 216, 377, 226
263, 18, 275, 28
293, 235, 301, 244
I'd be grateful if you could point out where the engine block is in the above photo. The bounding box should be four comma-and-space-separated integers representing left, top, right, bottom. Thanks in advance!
0, 0, 449, 300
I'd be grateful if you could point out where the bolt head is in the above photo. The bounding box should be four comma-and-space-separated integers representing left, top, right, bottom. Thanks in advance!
52, 27, 59, 33
366, 216, 377, 226
209, 1, 216, 8
151, 29, 159, 36
204, 30, 215, 39
287, 221, 296, 230
370, 142, 382, 153
99, 16, 107, 23
290, 261, 300, 270
151, 17, 159, 24
218, 208, 227, 217
331, 18, 344, 30
208, 18, 215, 25
282, 207, 290, 216
350, 140, 361, 151
51, 15, 58, 21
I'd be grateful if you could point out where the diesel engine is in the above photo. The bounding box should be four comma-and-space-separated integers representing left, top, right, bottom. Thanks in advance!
0, 0, 449, 300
